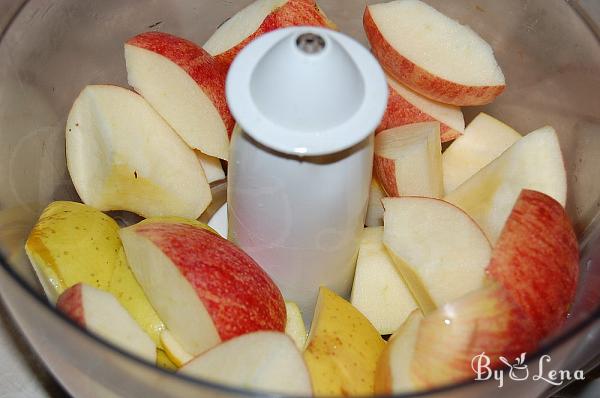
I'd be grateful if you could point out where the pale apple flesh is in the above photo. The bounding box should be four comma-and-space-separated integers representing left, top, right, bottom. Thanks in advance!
57, 283, 157, 363
351, 227, 419, 335
284, 301, 307, 350
160, 330, 194, 367
66, 84, 211, 219
364, 0, 505, 105
204, 0, 336, 68
304, 287, 386, 396
365, 178, 386, 227
382, 197, 492, 314
180, 331, 312, 396
120, 220, 286, 356
125, 32, 233, 160
442, 112, 521, 193
374, 122, 443, 198
195, 151, 225, 184
444, 126, 567, 244
378, 76, 465, 143
487, 189, 579, 341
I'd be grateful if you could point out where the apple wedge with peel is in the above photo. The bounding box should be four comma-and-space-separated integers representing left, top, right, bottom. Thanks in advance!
365, 178, 386, 227
444, 126, 567, 244
382, 197, 491, 314
443, 113, 521, 193
120, 219, 286, 356
66, 85, 211, 219
375, 284, 537, 392
374, 122, 443, 198
25, 201, 165, 346
364, 0, 505, 105
377, 76, 465, 143
125, 32, 233, 160
351, 227, 419, 335
204, 0, 336, 68
57, 283, 156, 363
180, 331, 312, 395
285, 301, 307, 350
304, 287, 386, 396
488, 190, 579, 341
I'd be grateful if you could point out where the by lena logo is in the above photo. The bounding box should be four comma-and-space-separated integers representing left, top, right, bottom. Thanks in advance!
471, 352, 585, 388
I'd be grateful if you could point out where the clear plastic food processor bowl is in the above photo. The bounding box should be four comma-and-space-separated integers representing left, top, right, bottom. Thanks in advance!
0, 1, 599, 397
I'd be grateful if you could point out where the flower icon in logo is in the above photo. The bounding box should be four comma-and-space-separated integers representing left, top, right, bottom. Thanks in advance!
499, 353, 529, 381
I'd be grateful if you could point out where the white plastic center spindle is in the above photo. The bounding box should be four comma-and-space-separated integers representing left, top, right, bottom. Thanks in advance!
226, 27, 387, 320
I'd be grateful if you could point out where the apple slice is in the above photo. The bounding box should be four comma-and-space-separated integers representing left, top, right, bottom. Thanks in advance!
57, 283, 156, 363
365, 178, 386, 227
304, 287, 385, 396
203, 0, 335, 68
160, 330, 194, 367
125, 32, 233, 160
488, 190, 579, 340
443, 113, 521, 193
120, 219, 286, 356
285, 301, 307, 350
374, 122, 443, 198
66, 85, 211, 219
382, 197, 491, 314
351, 227, 419, 335
376, 284, 537, 392
25, 201, 165, 345
364, 0, 505, 105
195, 151, 225, 184
180, 331, 312, 395
444, 126, 567, 244
377, 76, 465, 143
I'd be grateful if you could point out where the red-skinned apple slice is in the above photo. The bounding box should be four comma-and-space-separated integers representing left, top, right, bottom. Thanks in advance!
364, 0, 505, 106
204, 0, 336, 69
487, 189, 579, 340
383, 197, 491, 314
119, 219, 286, 356
125, 32, 233, 160
180, 331, 312, 395
57, 283, 156, 363
442, 112, 521, 193
377, 76, 465, 143
444, 126, 567, 244
374, 122, 443, 198
66, 85, 211, 219
376, 284, 537, 392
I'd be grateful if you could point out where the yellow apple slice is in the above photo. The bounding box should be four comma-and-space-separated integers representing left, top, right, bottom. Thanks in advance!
374, 122, 443, 198
364, 0, 505, 105
304, 287, 385, 396
180, 331, 312, 396
444, 126, 567, 243
160, 329, 194, 367
284, 301, 307, 350
351, 227, 419, 335
365, 179, 386, 227
25, 201, 165, 345
443, 113, 521, 193
66, 85, 211, 219
57, 283, 156, 363
25, 201, 120, 302
382, 197, 491, 314
376, 284, 537, 392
